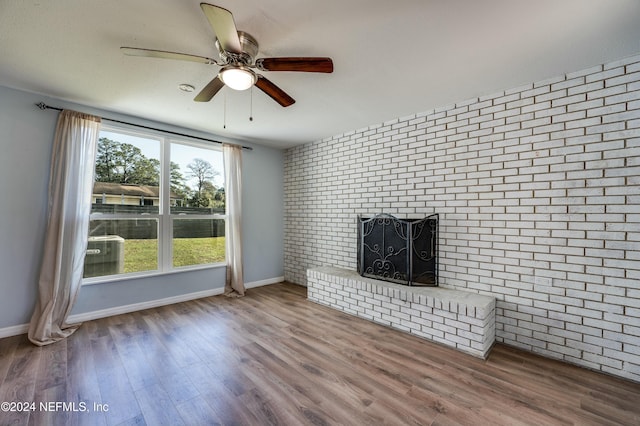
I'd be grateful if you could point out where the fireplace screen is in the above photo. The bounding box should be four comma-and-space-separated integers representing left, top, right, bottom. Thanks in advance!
357, 213, 438, 286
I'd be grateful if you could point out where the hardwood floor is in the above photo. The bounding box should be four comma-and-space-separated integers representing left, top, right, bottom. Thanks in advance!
1, 282, 639, 425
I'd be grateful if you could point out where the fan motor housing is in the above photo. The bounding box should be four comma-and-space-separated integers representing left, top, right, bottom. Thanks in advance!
216, 31, 259, 66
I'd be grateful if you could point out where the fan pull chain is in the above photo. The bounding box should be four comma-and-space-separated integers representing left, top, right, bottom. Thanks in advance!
249, 87, 254, 122
223, 91, 227, 129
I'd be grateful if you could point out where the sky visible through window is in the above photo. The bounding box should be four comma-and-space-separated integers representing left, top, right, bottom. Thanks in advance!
100, 130, 225, 189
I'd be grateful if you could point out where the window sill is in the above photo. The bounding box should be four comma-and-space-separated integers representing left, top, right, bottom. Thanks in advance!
81, 262, 226, 286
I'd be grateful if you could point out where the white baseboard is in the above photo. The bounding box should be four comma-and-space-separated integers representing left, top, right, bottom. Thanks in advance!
0, 323, 29, 339
66, 287, 226, 324
67, 276, 284, 324
0, 277, 285, 339
246, 276, 284, 289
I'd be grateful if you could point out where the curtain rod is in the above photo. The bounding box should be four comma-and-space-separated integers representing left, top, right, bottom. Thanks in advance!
35, 102, 252, 151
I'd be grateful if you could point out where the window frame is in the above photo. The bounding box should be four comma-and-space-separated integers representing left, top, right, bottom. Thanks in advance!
82, 124, 226, 285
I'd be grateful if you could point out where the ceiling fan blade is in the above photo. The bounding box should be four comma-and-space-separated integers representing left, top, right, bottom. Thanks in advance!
121, 47, 217, 65
255, 75, 295, 107
200, 3, 242, 54
194, 76, 225, 102
255, 57, 333, 73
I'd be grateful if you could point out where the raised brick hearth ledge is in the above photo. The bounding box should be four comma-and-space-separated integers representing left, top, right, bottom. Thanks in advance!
307, 266, 496, 358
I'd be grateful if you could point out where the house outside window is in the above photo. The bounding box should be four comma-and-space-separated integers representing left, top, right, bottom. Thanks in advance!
83, 125, 226, 281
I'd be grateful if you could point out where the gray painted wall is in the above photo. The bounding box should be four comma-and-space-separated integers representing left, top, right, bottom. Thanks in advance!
0, 85, 284, 329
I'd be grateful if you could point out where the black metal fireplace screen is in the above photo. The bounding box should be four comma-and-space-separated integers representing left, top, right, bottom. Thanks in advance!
357, 213, 439, 286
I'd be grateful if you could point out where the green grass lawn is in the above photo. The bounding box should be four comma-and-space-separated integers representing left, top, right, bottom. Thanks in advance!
124, 237, 225, 273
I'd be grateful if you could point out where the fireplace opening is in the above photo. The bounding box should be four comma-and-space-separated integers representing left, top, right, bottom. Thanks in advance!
357, 213, 439, 286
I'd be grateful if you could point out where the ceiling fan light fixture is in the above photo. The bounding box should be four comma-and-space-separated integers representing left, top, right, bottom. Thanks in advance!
219, 67, 256, 91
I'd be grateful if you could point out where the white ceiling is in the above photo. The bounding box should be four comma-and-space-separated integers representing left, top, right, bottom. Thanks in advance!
1, 0, 640, 149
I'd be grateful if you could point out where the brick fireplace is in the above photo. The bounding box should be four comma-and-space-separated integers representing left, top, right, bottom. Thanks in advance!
285, 53, 640, 382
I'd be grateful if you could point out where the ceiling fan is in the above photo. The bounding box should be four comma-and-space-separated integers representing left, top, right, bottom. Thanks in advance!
121, 3, 333, 107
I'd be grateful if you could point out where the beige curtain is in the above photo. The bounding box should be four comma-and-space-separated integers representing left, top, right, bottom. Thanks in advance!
28, 110, 101, 346
223, 144, 244, 297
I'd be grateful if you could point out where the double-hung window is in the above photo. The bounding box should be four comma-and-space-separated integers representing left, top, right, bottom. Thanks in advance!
83, 125, 225, 282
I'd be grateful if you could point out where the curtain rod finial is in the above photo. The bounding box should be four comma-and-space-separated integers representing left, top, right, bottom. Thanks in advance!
36, 102, 47, 110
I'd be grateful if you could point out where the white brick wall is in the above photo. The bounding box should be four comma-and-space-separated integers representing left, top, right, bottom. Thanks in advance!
284, 53, 640, 382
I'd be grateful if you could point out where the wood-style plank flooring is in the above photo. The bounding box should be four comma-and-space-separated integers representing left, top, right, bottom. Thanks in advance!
1, 282, 639, 425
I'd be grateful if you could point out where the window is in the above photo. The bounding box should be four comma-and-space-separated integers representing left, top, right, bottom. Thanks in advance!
83, 125, 225, 281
